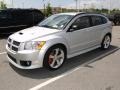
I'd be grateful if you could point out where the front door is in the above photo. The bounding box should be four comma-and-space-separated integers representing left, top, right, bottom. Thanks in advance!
67, 16, 92, 54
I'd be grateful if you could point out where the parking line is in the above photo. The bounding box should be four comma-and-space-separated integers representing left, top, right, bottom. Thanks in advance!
0, 52, 6, 55
29, 47, 119, 90
29, 66, 82, 90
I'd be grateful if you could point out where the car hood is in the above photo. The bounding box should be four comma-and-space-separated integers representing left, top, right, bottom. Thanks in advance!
10, 26, 61, 42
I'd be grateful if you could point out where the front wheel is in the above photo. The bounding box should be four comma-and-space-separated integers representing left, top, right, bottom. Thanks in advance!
101, 35, 111, 50
43, 46, 66, 70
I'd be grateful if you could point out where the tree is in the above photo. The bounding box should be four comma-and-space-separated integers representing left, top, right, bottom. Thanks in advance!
0, 1, 7, 9
45, 3, 52, 16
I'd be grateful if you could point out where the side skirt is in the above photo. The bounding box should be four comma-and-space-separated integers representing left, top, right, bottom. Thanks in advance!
67, 45, 101, 59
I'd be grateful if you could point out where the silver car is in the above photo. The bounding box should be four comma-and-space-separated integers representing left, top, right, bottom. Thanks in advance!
6, 12, 112, 70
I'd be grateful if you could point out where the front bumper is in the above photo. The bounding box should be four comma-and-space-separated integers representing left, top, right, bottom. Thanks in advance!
6, 45, 44, 69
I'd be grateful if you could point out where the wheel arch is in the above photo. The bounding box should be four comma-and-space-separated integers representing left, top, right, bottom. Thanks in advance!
44, 43, 67, 58
106, 32, 112, 38
49, 43, 67, 54
42, 43, 67, 69
104, 32, 112, 41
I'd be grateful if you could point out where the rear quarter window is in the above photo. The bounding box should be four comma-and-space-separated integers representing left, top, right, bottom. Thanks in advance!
101, 16, 107, 24
91, 15, 107, 26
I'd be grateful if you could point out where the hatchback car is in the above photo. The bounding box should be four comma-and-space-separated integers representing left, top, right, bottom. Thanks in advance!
0, 8, 44, 34
6, 12, 112, 70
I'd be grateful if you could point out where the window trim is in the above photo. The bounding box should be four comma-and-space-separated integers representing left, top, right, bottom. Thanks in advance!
66, 14, 108, 32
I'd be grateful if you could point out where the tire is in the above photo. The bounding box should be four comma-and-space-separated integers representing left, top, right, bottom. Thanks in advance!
101, 35, 111, 50
43, 46, 66, 70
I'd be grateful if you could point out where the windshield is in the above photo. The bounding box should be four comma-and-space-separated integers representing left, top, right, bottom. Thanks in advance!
38, 14, 73, 30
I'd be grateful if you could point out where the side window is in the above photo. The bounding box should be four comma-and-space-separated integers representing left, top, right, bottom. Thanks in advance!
34, 12, 41, 18
101, 17, 107, 24
0, 12, 10, 19
0, 13, 7, 19
71, 16, 90, 31
12, 11, 23, 20
33, 11, 44, 23
12, 11, 28, 20
11, 11, 29, 25
91, 16, 107, 26
91, 16, 102, 26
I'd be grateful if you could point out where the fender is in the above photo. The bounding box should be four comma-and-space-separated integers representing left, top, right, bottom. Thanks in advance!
36, 35, 70, 67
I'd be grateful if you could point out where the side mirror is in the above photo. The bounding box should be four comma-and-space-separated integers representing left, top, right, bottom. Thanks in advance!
69, 25, 77, 32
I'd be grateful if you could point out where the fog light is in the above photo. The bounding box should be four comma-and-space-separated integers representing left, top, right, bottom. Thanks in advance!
27, 61, 31, 66
20, 61, 31, 67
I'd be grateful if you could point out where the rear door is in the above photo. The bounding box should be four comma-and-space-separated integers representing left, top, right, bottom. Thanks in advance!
89, 15, 108, 46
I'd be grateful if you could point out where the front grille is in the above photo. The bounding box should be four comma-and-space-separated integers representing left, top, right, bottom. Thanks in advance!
12, 46, 18, 52
7, 53, 17, 63
7, 38, 20, 52
13, 41, 20, 46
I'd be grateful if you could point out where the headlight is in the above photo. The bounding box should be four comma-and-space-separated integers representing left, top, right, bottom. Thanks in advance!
24, 41, 46, 50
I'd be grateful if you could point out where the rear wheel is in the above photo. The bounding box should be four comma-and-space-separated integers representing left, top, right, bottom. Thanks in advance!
43, 46, 66, 70
101, 35, 111, 49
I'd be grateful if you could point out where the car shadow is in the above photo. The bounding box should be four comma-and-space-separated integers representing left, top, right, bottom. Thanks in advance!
10, 45, 119, 79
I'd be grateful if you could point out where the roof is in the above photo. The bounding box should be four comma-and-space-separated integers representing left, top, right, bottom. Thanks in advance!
0, 8, 41, 12
56, 12, 85, 16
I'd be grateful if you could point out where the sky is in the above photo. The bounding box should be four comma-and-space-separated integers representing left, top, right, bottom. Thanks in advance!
1, 0, 120, 10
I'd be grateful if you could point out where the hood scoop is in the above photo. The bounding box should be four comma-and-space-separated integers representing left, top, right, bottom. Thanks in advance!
19, 32, 23, 35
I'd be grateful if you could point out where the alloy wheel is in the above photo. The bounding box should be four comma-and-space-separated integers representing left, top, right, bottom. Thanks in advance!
48, 48, 65, 69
